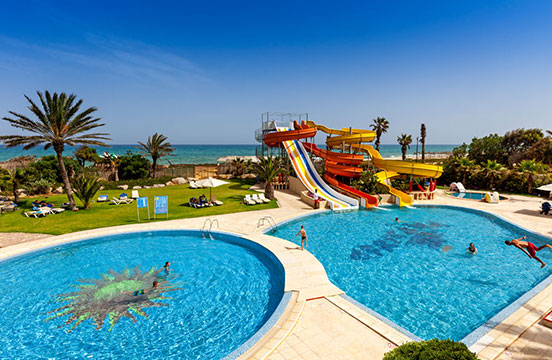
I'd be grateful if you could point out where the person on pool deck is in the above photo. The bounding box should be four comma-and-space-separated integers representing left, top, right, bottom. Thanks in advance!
505, 236, 552, 268
313, 189, 320, 209
466, 242, 478, 254
296, 225, 307, 250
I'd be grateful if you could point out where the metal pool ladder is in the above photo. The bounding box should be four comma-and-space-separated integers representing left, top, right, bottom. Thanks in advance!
257, 216, 277, 231
201, 218, 219, 239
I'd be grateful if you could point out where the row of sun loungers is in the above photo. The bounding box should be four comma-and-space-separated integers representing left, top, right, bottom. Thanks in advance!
25, 207, 65, 218
243, 193, 271, 205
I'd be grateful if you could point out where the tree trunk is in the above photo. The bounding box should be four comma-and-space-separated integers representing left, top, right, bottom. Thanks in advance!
462, 171, 466, 185
113, 163, 119, 182
55, 147, 76, 210
152, 158, 157, 178
402, 146, 407, 161
12, 181, 19, 203
264, 182, 275, 200
375, 136, 380, 151
528, 174, 533, 194
421, 141, 426, 163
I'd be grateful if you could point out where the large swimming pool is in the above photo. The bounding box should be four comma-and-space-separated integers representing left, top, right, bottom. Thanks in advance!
269, 206, 552, 341
0, 230, 285, 359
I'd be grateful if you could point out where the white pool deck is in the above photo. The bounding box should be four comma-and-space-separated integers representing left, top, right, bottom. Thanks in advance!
1, 189, 552, 359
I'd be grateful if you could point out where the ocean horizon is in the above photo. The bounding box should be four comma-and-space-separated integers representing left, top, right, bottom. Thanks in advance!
0, 144, 459, 165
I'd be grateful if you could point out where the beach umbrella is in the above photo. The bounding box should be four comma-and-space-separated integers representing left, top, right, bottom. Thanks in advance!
537, 184, 552, 192
195, 177, 229, 199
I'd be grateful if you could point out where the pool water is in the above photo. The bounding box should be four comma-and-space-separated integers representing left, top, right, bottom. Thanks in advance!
269, 206, 552, 341
450, 192, 507, 200
0, 231, 284, 359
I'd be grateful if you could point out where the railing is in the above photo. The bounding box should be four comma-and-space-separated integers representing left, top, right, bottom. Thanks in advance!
257, 216, 277, 231
201, 218, 220, 238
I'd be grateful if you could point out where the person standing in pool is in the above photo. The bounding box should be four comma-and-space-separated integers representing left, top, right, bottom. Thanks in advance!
505, 236, 552, 268
466, 243, 478, 254
296, 225, 307, 250
163, 261, 171, 273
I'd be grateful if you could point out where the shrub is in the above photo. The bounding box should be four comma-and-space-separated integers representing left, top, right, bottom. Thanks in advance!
25, 178, 54, 195
352, 169, 388, 195
27, 155, 82, 184
118, 152, 151, 180
383, 339, 478, 360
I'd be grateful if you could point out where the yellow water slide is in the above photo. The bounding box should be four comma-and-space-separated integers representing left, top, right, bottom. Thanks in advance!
306, 121, 443, 207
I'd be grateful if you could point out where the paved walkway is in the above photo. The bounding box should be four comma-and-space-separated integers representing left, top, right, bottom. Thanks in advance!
2, 189, 552, 360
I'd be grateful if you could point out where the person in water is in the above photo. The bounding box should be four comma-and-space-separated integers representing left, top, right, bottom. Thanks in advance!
125, 281, 160, 296
163, 261, 171, 272
296, 225, 307, 250
467, 243, 478, 254
395, 217, 401, 224
505, 236, 552, 268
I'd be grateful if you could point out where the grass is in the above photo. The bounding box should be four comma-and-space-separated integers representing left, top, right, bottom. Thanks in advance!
0, 179, 277, 235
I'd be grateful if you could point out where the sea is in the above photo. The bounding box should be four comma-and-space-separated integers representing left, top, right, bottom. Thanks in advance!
0, 144, 458, 165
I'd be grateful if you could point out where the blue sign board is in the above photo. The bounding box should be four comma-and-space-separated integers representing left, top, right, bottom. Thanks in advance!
154, 196, 168, 214
137, 197, 148, 208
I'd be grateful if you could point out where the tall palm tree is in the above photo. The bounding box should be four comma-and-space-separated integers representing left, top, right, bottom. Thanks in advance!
420, 124, 426, 163
517, 159, 546, 194
0, 91, 109, 210
369, 117, 389, 151
481, 160, 504, 190
397, 134, 413, 161
251, 156, 281, 200
137, 133, 175, 178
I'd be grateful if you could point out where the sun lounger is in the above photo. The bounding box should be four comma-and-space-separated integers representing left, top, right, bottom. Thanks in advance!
97, 195, 109, 202
210, 195, 223, 206
131, 190, 140, 199
190, 181, 199, 189
50, 208, 65, 214
112, 197, 133, 205
38, 207, 55, 215
251, 194, 264, 204
243, 194, 256, 205
258, 193, 271, 203
25, 210, 45, 218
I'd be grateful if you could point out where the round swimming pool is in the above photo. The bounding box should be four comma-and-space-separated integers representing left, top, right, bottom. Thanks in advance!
269, 206, 552, 341
0, 230, 285, 359
449, 192, 507, 200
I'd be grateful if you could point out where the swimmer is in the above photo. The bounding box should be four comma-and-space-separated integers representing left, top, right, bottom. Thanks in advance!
466, 243, 478, 255
123, 281, 160, 296
163, 261, 171, 272
505, 236, 552, 268
296, 225, 307, 250
395, 217, 400, 224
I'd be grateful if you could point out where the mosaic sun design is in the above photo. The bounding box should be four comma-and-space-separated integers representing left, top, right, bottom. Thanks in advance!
46, 266, 183, 333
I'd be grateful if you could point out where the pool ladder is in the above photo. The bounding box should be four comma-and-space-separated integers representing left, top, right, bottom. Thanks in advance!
257, 216, 277, 231
201, 218, 219, 239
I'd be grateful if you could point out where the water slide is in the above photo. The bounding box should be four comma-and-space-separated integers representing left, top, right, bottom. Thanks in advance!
305, 121, 443, 207
264, 127, 359, 210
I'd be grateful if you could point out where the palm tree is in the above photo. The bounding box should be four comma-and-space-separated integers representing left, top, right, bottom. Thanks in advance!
481, 160, 504, 190
369, 117, 389, 151
457, 158, 475, 185
1, 168, 27, 203
72, 175, 102, 209
517, 159, 546, 194
420, 124, 426, 163
231, 157, 246, 177
0, 91, 109, 210
251, 156, 281, 200
137, 133, 175, 178
397, 134, 413, 161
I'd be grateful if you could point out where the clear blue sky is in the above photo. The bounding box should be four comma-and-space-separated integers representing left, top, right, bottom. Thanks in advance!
0, 0, 551, 144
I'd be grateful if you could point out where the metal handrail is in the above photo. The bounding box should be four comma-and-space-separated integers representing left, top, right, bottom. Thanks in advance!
257, 216, 277, 230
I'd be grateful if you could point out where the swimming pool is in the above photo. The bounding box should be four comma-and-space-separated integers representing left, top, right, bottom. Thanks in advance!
269, 206, 552, 341
449, 192, 507, 200
0, 230, 285, 359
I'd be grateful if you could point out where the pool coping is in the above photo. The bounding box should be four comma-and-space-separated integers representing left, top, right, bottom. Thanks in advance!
266, 203, 552, 358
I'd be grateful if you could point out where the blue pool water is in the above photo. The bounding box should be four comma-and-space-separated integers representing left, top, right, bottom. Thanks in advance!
0, 231, 284, 359
269, 206, 552, 341
450, 192, 507, 200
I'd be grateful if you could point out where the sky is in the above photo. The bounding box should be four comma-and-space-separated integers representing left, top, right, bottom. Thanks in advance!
0, 0, 551, 145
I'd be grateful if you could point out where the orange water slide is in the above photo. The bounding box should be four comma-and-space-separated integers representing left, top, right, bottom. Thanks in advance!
263, 126, 317, 147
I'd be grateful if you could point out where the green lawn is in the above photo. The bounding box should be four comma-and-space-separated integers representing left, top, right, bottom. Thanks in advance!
0, 180, 277, 235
